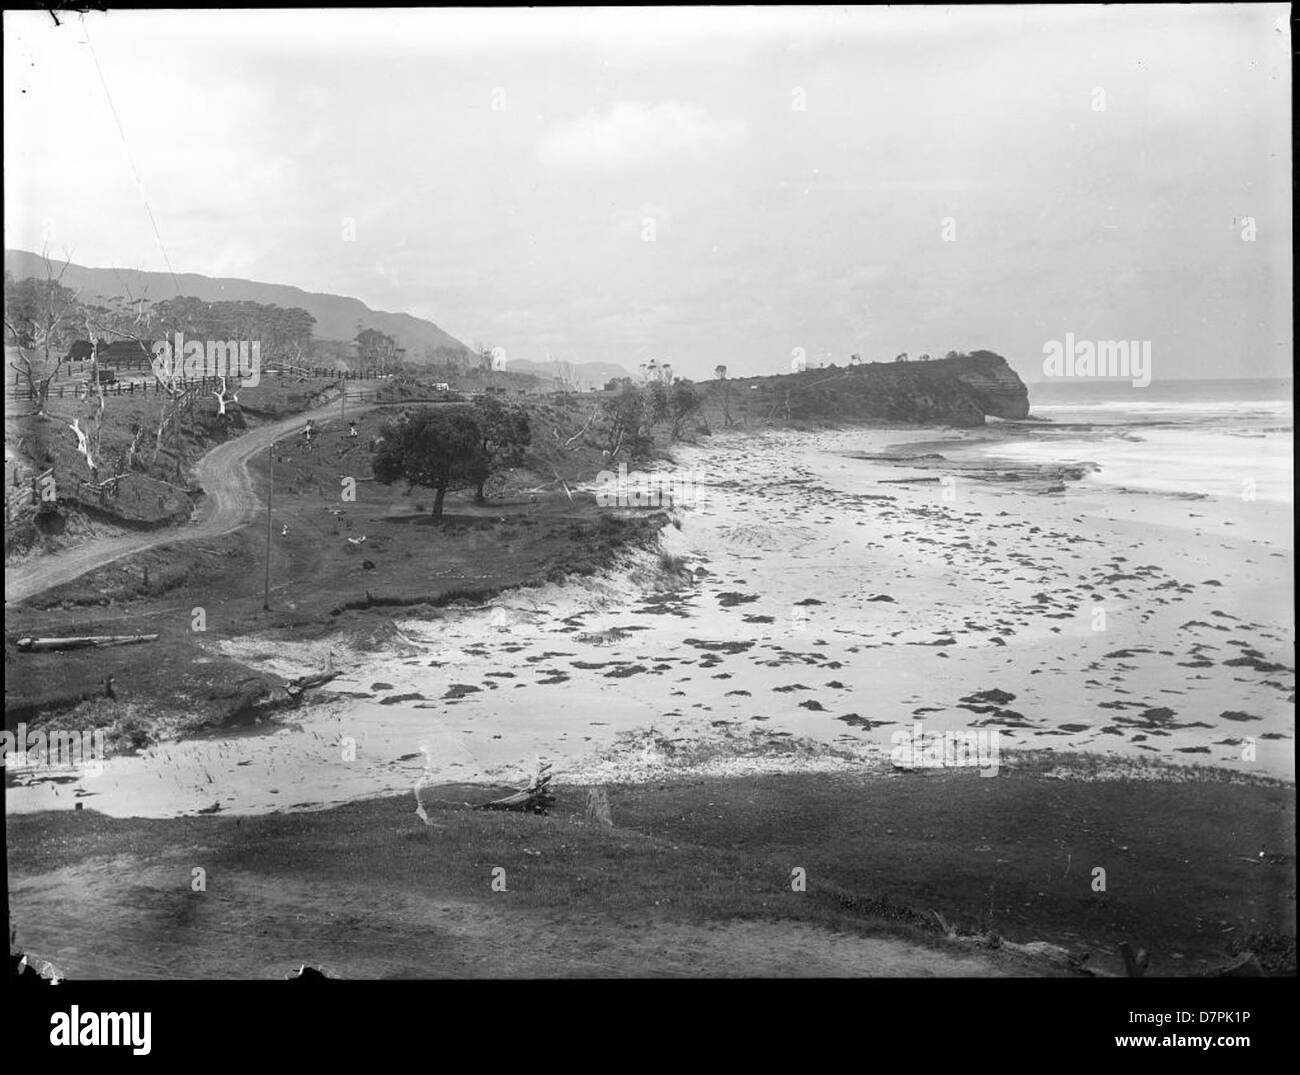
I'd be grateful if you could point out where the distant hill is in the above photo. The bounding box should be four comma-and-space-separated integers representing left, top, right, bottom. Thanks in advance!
506, 357, 632, 389
4, 249, 472, 361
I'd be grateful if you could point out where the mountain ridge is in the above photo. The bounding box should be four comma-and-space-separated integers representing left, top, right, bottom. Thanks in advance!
505, 357, 633, 388
4, 248, 473, 361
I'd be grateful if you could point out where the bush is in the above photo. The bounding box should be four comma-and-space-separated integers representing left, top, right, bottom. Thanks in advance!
658, 552, 687, 575
106, 712, 154, 754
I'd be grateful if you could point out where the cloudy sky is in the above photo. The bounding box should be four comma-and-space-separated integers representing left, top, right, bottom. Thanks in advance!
4, 6, 1291, 381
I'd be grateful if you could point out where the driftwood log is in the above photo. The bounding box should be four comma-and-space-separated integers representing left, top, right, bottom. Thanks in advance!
481, 761, 555, 814
16, 634, 159, 652
288, 669, 339, 691
284, 655, 339, 698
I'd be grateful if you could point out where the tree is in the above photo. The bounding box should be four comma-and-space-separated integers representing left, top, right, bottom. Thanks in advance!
645, 381, 670, 425
714, 364, 732, 428
262, 305, 315, 361
373, 407, 487, 521
151, 296, 315, 366
669, 379, 702, 441
4, 258, 82, 418
471, 395, 531, 502
144, 331, 198, 480
78, 303, 142, 481
600, 383, 653, 459
356, 327, 398, 372
144, 294, 281, 478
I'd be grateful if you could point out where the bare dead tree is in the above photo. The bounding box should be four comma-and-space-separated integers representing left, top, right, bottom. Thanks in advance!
563, 406, 599, 447
147, 341, 193, 479
4, 250, 80, 419
67, 417, 96, 476
81, 316, 111, 475
78, 306, 186, 475
124, 420, 144, 471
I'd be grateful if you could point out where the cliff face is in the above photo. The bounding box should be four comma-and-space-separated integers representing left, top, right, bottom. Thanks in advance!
717, 351, 1030, 428
948, 350, 1031, 421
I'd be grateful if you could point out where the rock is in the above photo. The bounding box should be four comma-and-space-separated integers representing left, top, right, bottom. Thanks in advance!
963, 688, 1016, 705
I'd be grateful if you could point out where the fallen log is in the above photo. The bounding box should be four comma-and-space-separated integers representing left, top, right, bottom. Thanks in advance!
16, 634, 159, 652
481, 762, 555, 814
285, 653, 339, 695
289, 669, 339, 691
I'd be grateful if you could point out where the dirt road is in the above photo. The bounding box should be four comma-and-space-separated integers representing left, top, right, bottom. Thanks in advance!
4, 396, 375, 606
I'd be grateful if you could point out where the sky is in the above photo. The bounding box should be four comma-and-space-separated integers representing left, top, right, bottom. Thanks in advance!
3, 5, 1292, 382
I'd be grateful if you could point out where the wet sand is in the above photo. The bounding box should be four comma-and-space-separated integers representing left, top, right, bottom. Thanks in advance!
9, 424, 1293, 817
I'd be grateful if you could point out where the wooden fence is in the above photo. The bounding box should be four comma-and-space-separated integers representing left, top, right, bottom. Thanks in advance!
4, 466, 53, 523
6, 376, 225, 403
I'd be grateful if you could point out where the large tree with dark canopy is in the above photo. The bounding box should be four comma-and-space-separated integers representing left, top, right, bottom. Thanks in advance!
372, 407, 488, 521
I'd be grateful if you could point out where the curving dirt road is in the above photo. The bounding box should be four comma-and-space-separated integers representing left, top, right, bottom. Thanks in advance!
4, 397, 376, 606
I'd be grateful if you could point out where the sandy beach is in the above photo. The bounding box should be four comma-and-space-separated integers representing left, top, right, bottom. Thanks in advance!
6, 0, 1298, 1017
10, 422, 1291, 818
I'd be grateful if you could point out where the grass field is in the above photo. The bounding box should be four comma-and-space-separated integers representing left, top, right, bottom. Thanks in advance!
7, 763, 1293, 978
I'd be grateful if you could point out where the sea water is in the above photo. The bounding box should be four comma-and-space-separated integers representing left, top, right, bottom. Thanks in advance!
999, 379, 1293, 504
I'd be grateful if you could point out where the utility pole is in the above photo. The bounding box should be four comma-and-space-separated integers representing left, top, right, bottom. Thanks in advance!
263, 439, 274, 610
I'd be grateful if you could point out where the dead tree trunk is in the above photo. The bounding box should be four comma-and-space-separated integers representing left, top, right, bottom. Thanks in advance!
482, 761, 554, 814
585, 787, 613, 826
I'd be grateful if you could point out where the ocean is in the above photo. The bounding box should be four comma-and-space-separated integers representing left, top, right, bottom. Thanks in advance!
997, 378, 1294, 504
